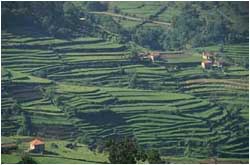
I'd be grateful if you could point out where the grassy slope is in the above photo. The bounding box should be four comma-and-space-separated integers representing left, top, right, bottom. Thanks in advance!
1, 15, 249, 163
1, 136, 108, 164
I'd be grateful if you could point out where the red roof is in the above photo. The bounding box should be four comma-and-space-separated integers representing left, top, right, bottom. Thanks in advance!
30, 138, 44, 146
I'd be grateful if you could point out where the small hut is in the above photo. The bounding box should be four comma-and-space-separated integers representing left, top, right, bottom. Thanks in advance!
201, 60, 212, 69
29, 138, 45, 154
149, 52, 161, 62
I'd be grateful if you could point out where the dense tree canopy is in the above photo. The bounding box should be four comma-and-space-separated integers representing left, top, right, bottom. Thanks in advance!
2, 1, 248, 49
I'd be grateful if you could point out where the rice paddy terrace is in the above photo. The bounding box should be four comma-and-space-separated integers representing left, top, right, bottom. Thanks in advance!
1, 27, 249, 161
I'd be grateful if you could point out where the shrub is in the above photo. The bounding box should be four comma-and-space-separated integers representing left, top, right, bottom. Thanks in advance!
51, 143, 59, 149
105, 137, 143, 164
147, 149, 165, 164
19, 153, 37, 164
86, 2, 108, 11
65, 143, 77, 149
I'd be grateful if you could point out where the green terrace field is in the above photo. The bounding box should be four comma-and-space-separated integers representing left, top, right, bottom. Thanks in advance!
109, 1, 163, 18
1, 27, 249, 163
110, 1, 182, 22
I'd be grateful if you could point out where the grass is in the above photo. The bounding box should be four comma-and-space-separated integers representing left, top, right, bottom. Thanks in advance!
1, 136, 108, 164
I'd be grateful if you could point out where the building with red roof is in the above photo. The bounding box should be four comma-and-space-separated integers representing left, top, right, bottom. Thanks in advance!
201, 60, 212, 69
29, 138, 45, 153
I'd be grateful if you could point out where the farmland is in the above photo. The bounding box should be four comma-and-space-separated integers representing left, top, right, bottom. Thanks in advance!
1, 1, 249, 164
2, 26, 249, 163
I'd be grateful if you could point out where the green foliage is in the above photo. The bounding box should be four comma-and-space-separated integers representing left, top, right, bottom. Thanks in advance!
1, 1, 249, 162
51, 143, 59, 149
111, 6, 121, 14
133, 27, 164, 50
147, 149, 165, 164
105, 137, 145, 164
18, 153, 37, 164
1, 2, 84, 38
85, 2, 108, 11
128, 44, 139, 61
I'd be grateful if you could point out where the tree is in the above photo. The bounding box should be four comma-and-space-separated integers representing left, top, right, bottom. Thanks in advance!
18, 153, 37, 164
128, 44, 139, 62
147, 149, 165, 164
85, 2, 108, 11
105, 137, 146, 164
112, 6, 120, 14
132, 27, 164, 50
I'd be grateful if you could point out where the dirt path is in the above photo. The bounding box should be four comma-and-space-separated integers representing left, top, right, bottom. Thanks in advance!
89, 12, 171, 26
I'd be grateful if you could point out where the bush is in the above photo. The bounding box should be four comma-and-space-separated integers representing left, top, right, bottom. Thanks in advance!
18, 153, 37, 164
105, 137, 143, 164
86, 2, 108, 11
65, 143, 77, 149
51, 143, 59, 149
112, 6, 120, 13
147, 149, 165, 164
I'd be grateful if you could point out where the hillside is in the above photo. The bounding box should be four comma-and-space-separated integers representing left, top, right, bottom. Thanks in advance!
1, 1, 249, 164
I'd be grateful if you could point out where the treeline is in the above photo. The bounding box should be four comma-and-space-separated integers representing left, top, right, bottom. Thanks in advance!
1, 2, 107, 38
101, 1, 249, 50
117, 2, 249, 50
2, 1, 248, 50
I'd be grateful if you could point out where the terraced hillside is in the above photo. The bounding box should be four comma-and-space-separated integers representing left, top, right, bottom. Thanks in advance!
1, 26, 249, 163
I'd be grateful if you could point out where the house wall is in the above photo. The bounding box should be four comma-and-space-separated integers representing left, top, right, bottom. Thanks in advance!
30, 144, 35, 150
31, 144, 45, 153
201, 62, 205, 69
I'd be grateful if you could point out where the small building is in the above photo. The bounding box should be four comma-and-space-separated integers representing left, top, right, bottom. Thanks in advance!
137, 51, 161, 62
201, 60, 212, 69
29, 138, 45, 154
202, 51, 215, 60
149, 52, 161, 62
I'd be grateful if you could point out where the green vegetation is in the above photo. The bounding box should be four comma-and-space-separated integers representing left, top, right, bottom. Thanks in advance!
1, 136, 108, 164
1, 1, 248, 164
